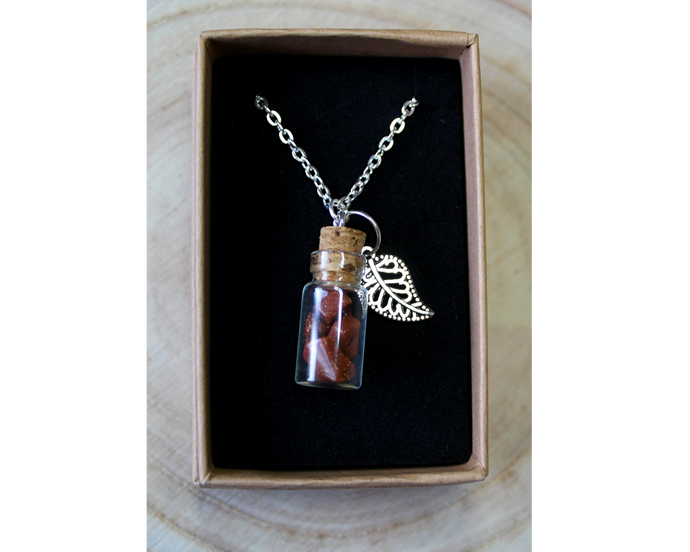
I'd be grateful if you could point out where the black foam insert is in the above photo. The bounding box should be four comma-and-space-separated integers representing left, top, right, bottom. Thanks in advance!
209, 55, 472, 469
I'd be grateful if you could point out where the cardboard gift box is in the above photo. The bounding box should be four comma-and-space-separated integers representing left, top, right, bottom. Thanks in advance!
192, 29, 487, 489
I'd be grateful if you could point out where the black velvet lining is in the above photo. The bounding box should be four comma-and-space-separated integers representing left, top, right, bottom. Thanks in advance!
209, 55, 472, 469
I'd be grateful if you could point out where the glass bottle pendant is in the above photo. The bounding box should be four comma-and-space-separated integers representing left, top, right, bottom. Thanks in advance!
295, 226, 368, 390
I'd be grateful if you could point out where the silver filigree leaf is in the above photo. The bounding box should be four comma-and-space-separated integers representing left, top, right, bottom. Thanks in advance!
360, 248, 435, 322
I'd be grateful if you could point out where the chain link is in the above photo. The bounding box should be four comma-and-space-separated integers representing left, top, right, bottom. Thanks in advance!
254, 95, 418, 219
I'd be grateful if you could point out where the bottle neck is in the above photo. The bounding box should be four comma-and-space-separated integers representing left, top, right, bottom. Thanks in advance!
310, 250, 365, 284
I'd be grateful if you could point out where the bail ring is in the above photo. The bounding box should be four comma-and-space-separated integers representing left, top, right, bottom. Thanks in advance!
328, 199, 350, 227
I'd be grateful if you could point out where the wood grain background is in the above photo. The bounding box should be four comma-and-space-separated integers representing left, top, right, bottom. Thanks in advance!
148, 1, 531, 550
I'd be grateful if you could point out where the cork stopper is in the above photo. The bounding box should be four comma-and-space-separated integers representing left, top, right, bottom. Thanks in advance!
312, 226, 367, 284
319, 226, 367, 254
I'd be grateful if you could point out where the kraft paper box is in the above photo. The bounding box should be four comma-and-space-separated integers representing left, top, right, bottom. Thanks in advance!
192, 29, 487, 489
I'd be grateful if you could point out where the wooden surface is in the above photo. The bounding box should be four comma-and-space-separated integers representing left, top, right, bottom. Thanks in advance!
148, 0, 531, 549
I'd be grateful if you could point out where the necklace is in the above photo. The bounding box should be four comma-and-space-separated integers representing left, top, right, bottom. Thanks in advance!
255, 95, 434, 390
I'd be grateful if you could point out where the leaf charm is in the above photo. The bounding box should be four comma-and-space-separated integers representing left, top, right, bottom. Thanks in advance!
360, 249, 435, 322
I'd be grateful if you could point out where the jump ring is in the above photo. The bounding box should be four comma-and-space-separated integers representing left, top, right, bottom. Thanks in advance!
327, 199, 347, 225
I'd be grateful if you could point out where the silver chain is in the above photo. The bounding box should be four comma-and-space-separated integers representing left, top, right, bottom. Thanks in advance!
254, 95, 418, 221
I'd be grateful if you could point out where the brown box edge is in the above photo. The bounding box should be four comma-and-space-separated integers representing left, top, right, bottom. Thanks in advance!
192, 37, 213, 485
460, 38, 489, 477
191, 29, 487, 489
200, 28, 473, 59
200, 454, 486, 490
